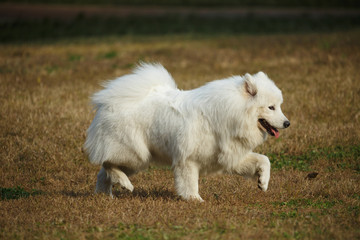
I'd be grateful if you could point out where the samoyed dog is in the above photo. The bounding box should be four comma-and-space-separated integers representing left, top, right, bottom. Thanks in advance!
84, 63, 290, 201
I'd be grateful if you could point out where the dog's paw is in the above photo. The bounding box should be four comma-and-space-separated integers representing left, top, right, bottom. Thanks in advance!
193, 195, 205, 202
122, 182, 134, 192
258, 178, 269, 192
257, 169, 270, 191
257, 169, 270, 192
256, 157, 270, 192
182, 194, 204, 202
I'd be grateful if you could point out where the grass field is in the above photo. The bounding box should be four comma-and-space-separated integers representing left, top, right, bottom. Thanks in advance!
1, 29, 360, 239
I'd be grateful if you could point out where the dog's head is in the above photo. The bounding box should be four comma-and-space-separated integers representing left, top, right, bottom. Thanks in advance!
244, 72, 290, 138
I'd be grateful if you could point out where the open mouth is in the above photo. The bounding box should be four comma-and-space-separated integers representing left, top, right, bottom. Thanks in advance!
258, 119, 279, 138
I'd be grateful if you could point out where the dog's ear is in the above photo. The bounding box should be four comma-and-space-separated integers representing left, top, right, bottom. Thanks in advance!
256, 71, 267, 78
244, 73, 257, 97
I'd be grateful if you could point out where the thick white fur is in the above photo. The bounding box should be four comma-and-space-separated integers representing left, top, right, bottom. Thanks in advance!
84, 63, 289, 201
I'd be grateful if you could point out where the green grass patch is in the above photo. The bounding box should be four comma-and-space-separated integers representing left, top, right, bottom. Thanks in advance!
271, 210, 298, 219
352, 193, 360, 200
347, 206, 360, 217
269, 145, 360, 171
111, 223, 232, 240
68, 54, 82, 62
98, 50, 117, 59
282, 230, 307, 240
116, 224, 159, 240
271, 199, 339, 209
45, 65, 58, 74
86, 222, 233, 240
0, 186, 43, 200
269, 151, 313, 171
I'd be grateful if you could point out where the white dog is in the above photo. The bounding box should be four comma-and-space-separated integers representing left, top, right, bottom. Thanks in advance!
84, 63, 290, 201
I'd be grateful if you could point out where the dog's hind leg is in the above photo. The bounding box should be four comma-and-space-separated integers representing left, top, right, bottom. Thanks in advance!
95, 164, 134, 197
95, 167, 113, 197
234, 153, 271, 192
174, 160, 203, 202
103, 162, 134, 192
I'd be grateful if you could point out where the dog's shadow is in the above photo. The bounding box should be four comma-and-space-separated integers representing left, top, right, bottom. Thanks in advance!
61, 190, 93, 198
62, 187, 179, 201
113, 187, 179, 201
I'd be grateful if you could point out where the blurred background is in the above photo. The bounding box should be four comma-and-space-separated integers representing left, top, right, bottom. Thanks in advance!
1, 0, 360, 42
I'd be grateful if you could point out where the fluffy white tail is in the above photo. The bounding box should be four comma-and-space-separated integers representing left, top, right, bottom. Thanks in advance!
92, 63, 177, 109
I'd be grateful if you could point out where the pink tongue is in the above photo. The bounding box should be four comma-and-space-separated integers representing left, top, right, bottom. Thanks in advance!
272, 129, 280, 139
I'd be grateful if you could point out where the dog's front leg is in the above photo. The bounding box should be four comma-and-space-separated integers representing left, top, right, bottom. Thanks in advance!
173, 160, 204, 202
233, 152, 271, 191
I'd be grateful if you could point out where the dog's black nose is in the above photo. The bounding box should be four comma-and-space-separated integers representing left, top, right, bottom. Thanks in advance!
283, 121, 290, 128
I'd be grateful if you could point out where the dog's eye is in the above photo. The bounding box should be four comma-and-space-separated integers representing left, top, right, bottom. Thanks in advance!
268, 106, 275, 110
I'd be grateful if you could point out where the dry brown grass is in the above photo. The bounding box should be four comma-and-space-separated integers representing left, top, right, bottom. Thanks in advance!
1, 31, 360, 239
